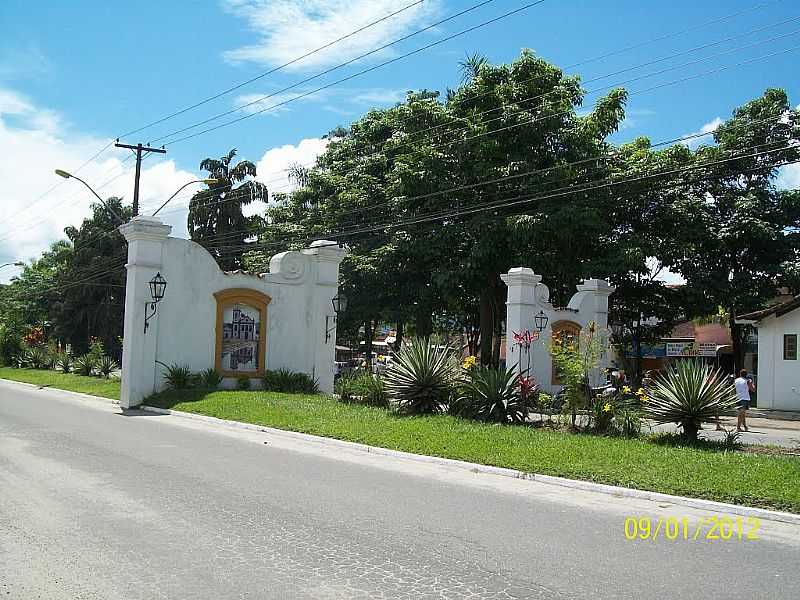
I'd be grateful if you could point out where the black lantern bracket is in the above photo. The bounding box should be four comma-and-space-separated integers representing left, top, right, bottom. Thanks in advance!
534, 310, 549, 333
325, 292, 348, 343
144, 272, 167, 334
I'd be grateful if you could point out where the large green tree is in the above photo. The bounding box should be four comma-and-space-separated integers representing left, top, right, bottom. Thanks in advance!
673, 89, 800, 369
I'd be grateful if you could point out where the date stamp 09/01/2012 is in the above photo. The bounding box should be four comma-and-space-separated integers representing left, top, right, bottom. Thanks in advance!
624, 516, 761, 542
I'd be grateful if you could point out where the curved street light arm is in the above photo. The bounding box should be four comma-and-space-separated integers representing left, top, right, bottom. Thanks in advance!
152, 179, 217, 216
55, 170, 125, 225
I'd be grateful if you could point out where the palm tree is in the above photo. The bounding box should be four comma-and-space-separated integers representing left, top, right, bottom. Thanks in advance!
188, 149, 268, 271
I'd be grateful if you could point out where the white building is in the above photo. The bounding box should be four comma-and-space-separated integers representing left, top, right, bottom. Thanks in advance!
737, 296, 800, 411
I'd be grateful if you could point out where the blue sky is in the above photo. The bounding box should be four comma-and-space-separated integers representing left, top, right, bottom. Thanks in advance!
1, 0, 799, 280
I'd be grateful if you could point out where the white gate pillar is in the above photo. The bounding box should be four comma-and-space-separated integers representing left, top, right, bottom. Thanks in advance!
501, 268, 541, 373
118, 216, 172, 409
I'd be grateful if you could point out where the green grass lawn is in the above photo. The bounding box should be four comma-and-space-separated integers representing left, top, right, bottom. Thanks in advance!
0, 367, 120, 400
146, 389, 800, 513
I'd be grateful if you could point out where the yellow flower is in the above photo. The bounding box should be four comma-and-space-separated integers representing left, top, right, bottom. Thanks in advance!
622, 386, 631, 394
603, 402, 612, 413
462, 355, 477, 369
640, 395, 649, 404
636, 388, 645, 396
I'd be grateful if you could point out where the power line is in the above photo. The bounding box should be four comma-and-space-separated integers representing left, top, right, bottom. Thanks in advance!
152, 20, 800, 218
153, 1, 548, 146
12, 143, 796, 299
244, 11, 800, 186
119, 0, 430, 139
205, 140, 799, 254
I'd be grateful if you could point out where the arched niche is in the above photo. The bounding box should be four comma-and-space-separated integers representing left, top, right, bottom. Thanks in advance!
214, 288, 271, 377
551, 319, 582, 385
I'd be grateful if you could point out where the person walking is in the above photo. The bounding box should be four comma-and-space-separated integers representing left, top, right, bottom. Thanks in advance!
734, 369, 755, 432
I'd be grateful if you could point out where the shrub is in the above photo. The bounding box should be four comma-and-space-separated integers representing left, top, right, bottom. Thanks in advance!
88, 337, 105, 363
0, 325, 23, 367
453, 366, 531, 424
97, 356, 118, 378
237, 375, 251, 390
336, 372, 388, 407
73, 355, 95, 376
162, 363, 192, 389
262, 368, 318, 394
22, 347, 47, 369
199, 368, 222, 389
57, 353, 73, 374
644, 360, 737, 441
385, 339, 454, 415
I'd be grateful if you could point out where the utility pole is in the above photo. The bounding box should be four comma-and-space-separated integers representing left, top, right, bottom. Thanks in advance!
114, 140, 167, 216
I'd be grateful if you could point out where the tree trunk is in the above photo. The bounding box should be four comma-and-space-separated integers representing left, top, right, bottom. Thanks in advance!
364, 320, 374, 370
394, 320, 404, 352
479, 272, 500, 366
729, 309, 744, 373
416, 309, 433, 339
682, 421, 699, 442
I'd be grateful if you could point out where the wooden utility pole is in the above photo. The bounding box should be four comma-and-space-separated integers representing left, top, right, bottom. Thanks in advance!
114, 140, 167, 216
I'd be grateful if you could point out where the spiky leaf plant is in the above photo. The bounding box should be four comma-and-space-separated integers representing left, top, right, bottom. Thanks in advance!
644, 360, 737, 441
453, 366, 531, 424
385, 339, 454, 415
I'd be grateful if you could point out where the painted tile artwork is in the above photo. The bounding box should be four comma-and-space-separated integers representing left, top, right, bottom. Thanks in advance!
220, 303, 260, 372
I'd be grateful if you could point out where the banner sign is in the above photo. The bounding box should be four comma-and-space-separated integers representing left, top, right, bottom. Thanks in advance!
623, 343, 666, 358
697, 343, 718, 357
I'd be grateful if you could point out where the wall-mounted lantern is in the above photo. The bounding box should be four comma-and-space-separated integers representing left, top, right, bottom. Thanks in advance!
325, 292, 348, 343
144, 272, 167, 334
611, 321, 625, 339
534, 310, 549, 333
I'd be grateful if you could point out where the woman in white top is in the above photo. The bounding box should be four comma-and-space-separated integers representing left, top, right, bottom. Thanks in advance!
734, 369, 755, 432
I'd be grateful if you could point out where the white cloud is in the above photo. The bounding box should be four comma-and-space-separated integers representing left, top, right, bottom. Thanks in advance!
234, 88, 330, 116
776, 163, 800, 190
222, 0, 442, 70
682, 117, 723, 150
0, 88, 197, 283
255, 137, 330, 201
351, 88, 407, 106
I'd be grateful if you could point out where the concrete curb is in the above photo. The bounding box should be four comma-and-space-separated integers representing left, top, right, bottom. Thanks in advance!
0, 378, 120, 406
139, 404, 800, 526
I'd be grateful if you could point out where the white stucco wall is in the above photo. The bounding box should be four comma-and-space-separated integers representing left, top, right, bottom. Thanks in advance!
119, 216, 346, 408
753, 310, 800, 410
502, 268, 614, 394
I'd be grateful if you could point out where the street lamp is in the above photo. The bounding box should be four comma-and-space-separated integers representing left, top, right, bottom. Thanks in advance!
152, 179, 219, 216
144, 272, 167, 334
534, 310, 549, 333
54, 169, 125, 224
325, 292, 348, 343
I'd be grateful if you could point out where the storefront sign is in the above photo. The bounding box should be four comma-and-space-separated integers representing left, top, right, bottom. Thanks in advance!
666, 342, 695, 357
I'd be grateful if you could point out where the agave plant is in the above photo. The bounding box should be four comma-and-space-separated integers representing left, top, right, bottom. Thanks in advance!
385, 339, 455, 414
22, 347, 47, 369
73, 355, 95, 377
57, 353, 73, 374
644, 360, 737, 441
453, 366, 531, 424
162, 363, 192, 389
97, 355, 119, 378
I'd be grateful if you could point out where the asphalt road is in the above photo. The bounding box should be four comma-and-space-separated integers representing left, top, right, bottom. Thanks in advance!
1, 381, 799, 599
